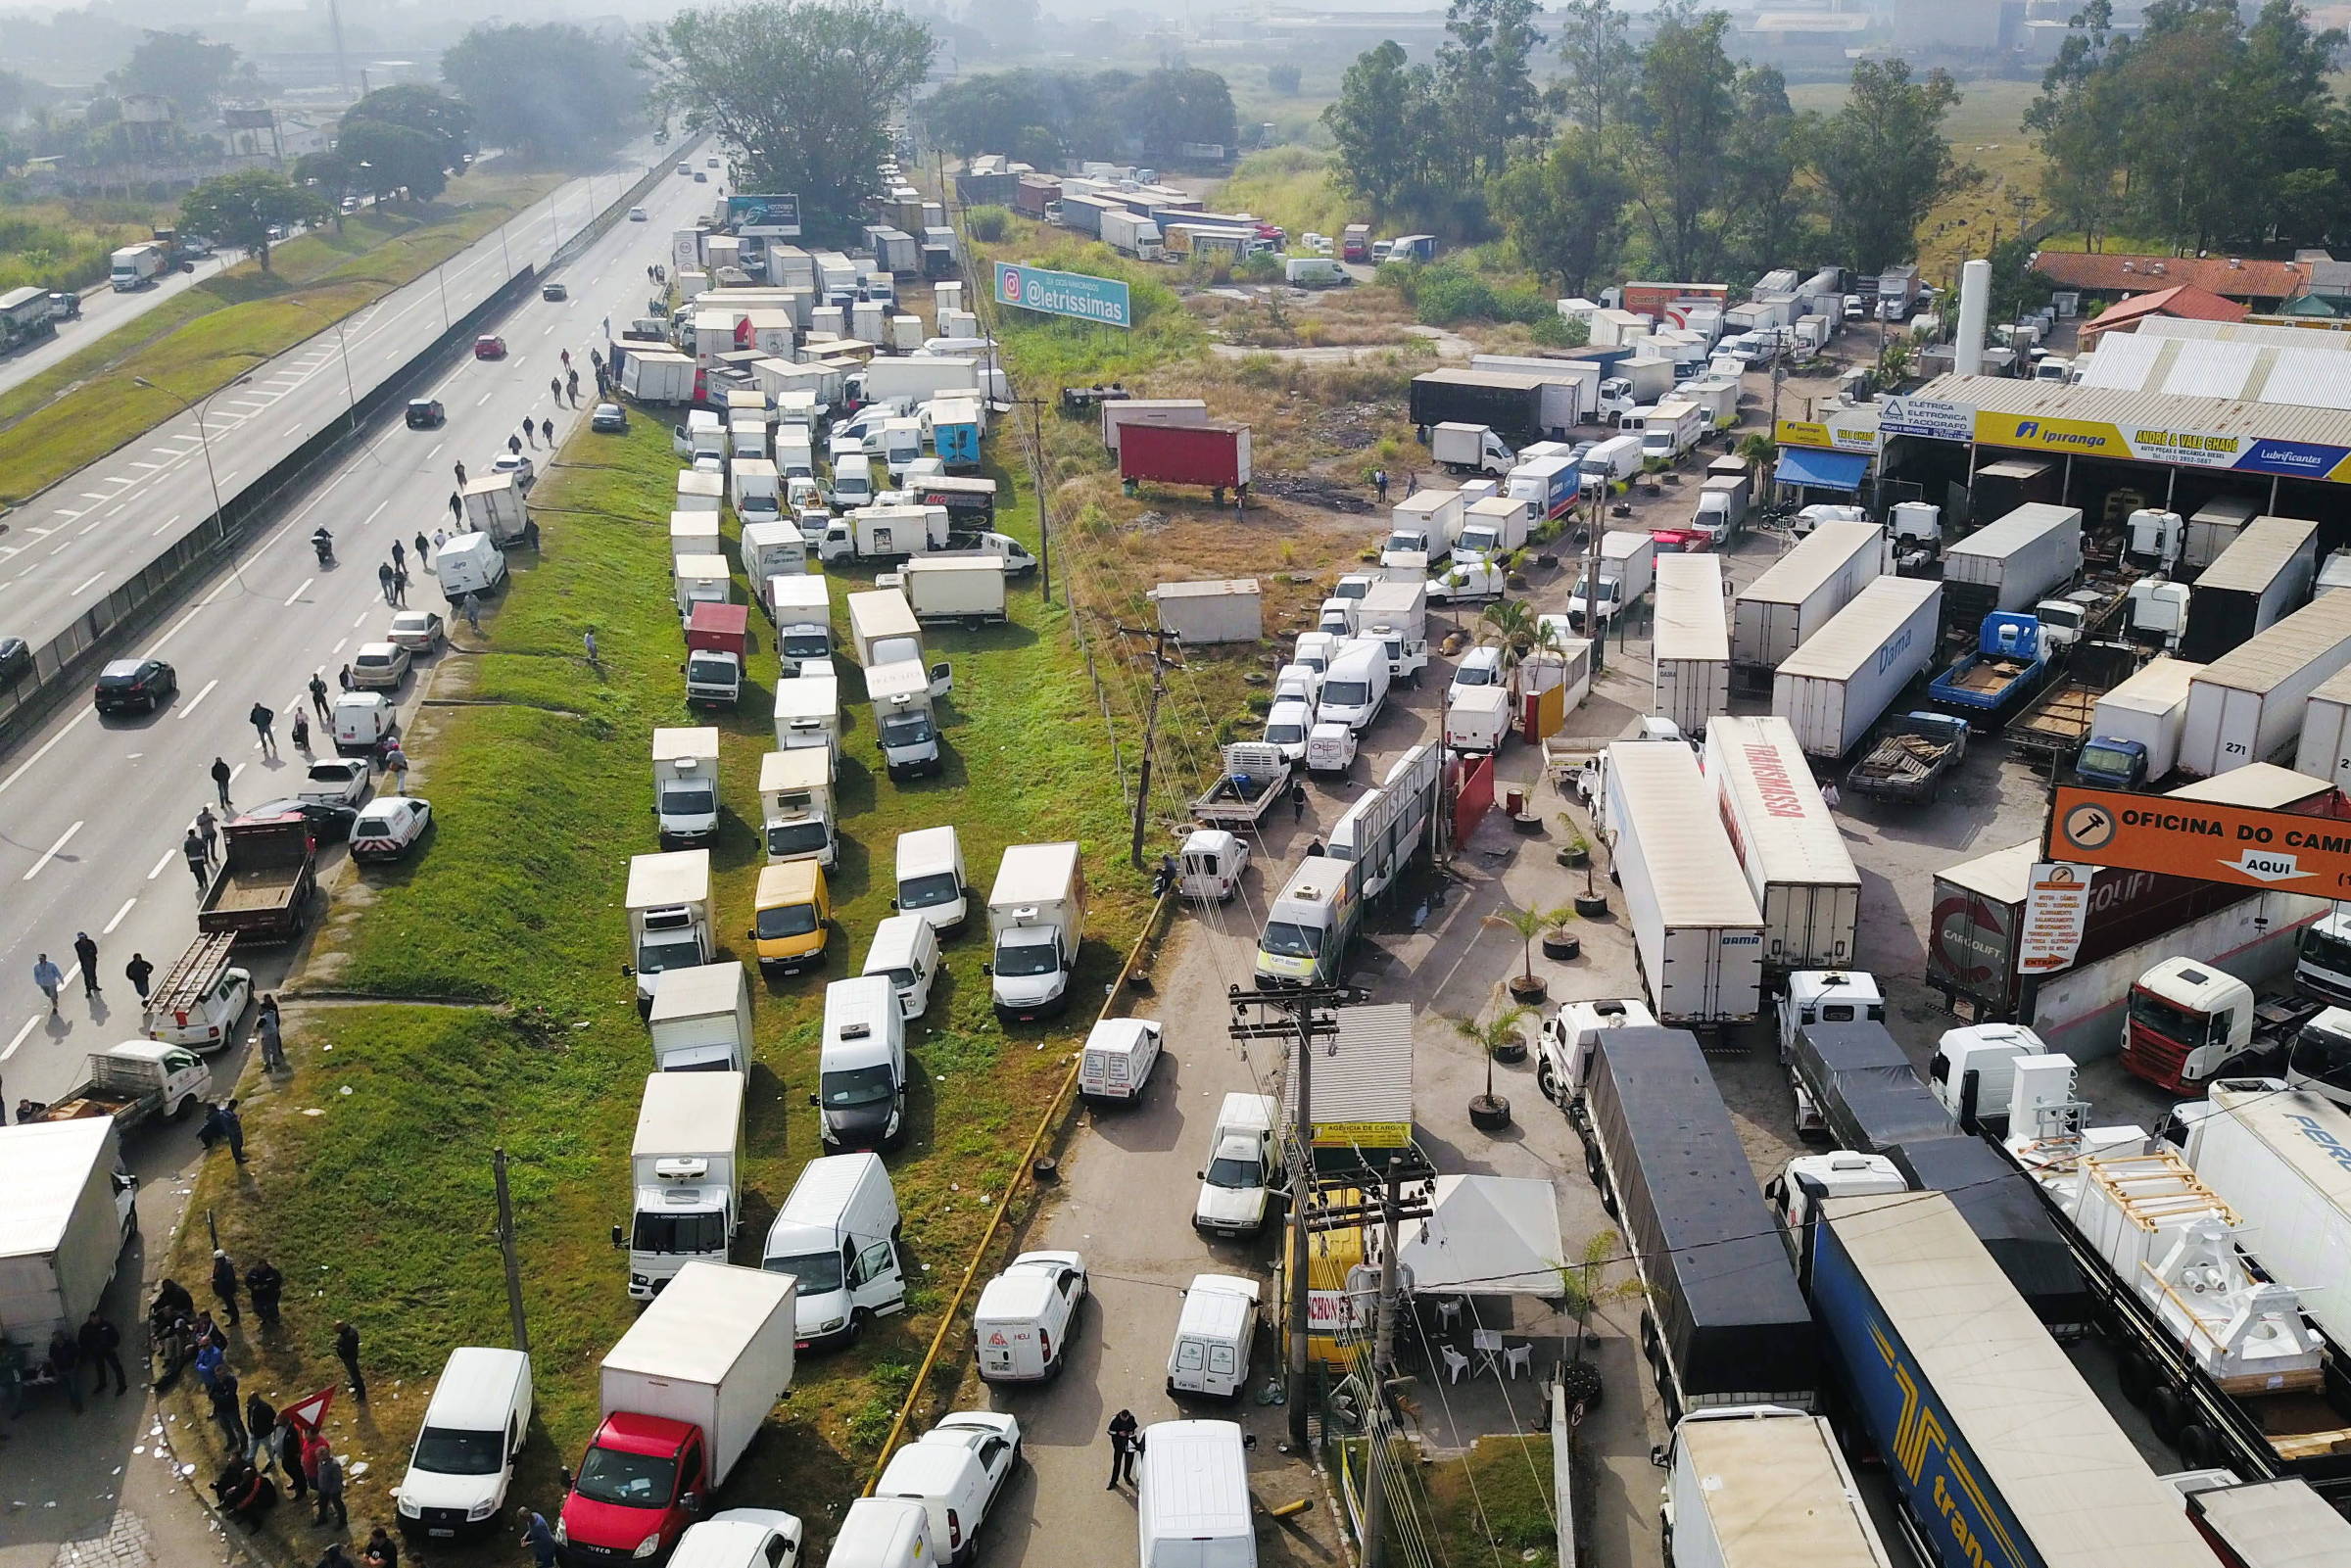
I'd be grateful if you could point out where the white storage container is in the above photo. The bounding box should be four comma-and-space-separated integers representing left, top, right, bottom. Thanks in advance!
1731, 522, 1885, 682
2178, 594, 2351, 777
1702, 716, 1859, 972
2294, 664, 2351, 794
1653, 553, 1729, 735
1772, 578, 1943, 758
1943, 502, 2084, 611
1602, 740, 1764, 1026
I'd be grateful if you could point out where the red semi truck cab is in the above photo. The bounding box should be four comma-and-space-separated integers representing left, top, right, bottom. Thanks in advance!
558, 1411, 713, 1563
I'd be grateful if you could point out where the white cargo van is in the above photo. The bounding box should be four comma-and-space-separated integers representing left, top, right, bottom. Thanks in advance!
434, 532, 506, 602
812, 975, 908, 1149
1078, 1017, 1163, 1105
974, 1251, 1089, 1382
1137, 1422, 1255, 1568
892, 826, 969, 931
1167, 1275, 1261, 1400
873, 1412, 1022, 1568
394, 1348, 533, 1540
759, 1151, 905, 1351
1193, 1093, 1282, 1238
860, 913, 941, 1021
1318, 640, 1391, 731
826, 1498, 936, 1568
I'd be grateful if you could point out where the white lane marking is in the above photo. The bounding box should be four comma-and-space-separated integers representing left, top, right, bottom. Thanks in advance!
148, 849, 176, 880
219, 469, 238, 483
424, 442, 443, 460
49, 511, 79, 521
105, 500, 127, 515
102, 897, 137, 934
180, 678, 219, 716
2, 1017, 35, 1063
330, 637, 348, 655
22, 820, 84, 880
229, 762, 246, 783
101, 476, 133, 487
0, 711, 88, 794
131, 461, 162, 470
150, 447, 191, 456
285, 577, 313, 606
69, 572, 104, 594
152, 513, 183, 537
362, 499, 390, 527
79, 492, 108, 500
476, 391, 494, 406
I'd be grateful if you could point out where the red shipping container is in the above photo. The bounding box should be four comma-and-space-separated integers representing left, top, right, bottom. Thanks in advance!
685, 601, 749, 657
1119, 420, 1252, 490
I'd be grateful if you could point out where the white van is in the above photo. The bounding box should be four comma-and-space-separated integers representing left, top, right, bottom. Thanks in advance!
434, 532, 506, 602
668, 1510, 804, 1568
892, 826, 969, 931
1137, 1421, 1256, 1568
760, 1151, 906, 1351
827, 1497, 936, 1568
1079, 1017, 1163, 1105
1291, 631, 1338, 678
332, 691, 397, 756
872, 1411, 1021, 1567
973, 1251, 1089, 1382
1167, 1274, 1261, 1401
394, 1347, 532, 1540
1317, 640, 1391, 731
812, 975, 907, 1149
1193, 1093, 1282, 1239
860, 913, 941, 1021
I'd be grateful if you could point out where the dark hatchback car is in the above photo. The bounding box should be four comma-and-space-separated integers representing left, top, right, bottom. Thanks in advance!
406, 398, 447, 429
93, 657, 175, 714
242, 797, 360, 842
590, 403, 629, 434
0, 636, 30, 687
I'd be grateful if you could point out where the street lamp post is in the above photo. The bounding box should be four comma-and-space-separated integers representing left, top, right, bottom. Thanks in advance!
280, 299, 360, 432
136, 374, 254, 586
497, 221, 513, 277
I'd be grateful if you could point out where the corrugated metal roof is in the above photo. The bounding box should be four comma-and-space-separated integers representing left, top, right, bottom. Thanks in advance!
2160, 339, 2260, 400
1282, 1003, 1413, 1130
2079, 331, 2165, 390
1775, 578, 1943, 682
1605, 742, 1764, 927
2188, 594, 2351, 693
1946, 501, 2080, 563
1821, 1196, 2222, 1568
1152, 578, 1259, 600
1737, 521, 1882, 607
1705, 715, 1858, 889
1909, 372, 2351, 449
1654, 554, 1728, 661
2196, 514, 2319, 594
2142, 316, 2351, 351
2254, 349, 2351, 409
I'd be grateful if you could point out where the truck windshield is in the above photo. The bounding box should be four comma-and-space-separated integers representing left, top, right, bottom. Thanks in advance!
411, 1426, 504, 1477
571, 1447, 678, 1508
780, 630, 831, 660
1323, 681, 1369, 708
1383, 533, 1422, 554
2303, 923, 2351, 978
1261, 922, 1323, 959
763, 1250, 846, 1295
686, 656, 734, 685
638, 935, 701, 974
821, 1064, 896, 1107
880, 712, 934, 749
659, 786, 716, 817
992, 938, 1061, 977
1266, 721, 1305, 746
899, 872, 961, 910
2076, 740, 2136, 780
766, 821, 830, 857
2128, 987, 2203, 1042
631, 1210, 729, 1256
1205, 1154, 1263, 1190
757, 903, 820, 940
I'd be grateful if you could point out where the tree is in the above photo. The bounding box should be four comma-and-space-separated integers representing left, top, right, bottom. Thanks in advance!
110, 30, 260, 118
179, 169, 329, 273
1811, 58, 1961, 276
1323, 41, 1441, 215
1554, 0, 1633, 136
1268, 64, 1302, 96
921, 70, 1082, 165
343, 84, 474, 174
337, 119, 451, 203
1436, 0, 1548, 183
1489, 130, 1630, 294
442, 24, 640, 163
1624, 1, 1737, 281
1124, 68, 1237, 160
292, 149, 355, 209
643, 0, 935, 241
1719, 65, 1813, 276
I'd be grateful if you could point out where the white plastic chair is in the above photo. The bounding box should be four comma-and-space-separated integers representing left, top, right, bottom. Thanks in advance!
1441, 1346, 1469, 1385
1505, 1343, 1532, 1381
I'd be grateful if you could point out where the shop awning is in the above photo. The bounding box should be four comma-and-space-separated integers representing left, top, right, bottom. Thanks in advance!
1775, 447, 1869, 491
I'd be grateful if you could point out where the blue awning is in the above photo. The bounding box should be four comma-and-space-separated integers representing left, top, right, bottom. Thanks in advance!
1775, 447, 1869, 491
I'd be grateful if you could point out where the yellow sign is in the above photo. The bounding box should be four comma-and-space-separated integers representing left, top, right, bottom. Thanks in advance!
1776, 417, 1880, 453
1973, 411, 2131, 457
1313, 1120, 1413, 1149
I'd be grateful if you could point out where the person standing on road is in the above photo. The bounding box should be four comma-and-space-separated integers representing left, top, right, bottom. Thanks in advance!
447, 492, 463, 526
72, 931, 100, 997
46, 1327, 83, 1413
184, 831, 210, 888
566, 368, 581, 404
506, 433, 522, 457
196, 803, 219, 860
309, 671, 331, 719
377, 561, 396, 604
521, 421, 536, 449
245, 1258, 284, 1326
79, 1308, 127, 1397
32, 954, 63, 1014
453, 461, 466, 487
212, 755, 234, 808
250, 702, 276, 755
124, 951, 154, 1004
1106, 1408, 1139, 1488
549, 375, 562, 404
390, 539, 406, 573
519, 1507, 559, 1568
414, 531, 432, 569
211, 1250, 241, 1325
338, 664, 355, 691
560, 349, 571, 370
334, 1320, 366, 1401
290, 707, 311, 753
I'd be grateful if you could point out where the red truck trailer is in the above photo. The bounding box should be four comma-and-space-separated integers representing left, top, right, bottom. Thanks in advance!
1119, 420, 1252, 507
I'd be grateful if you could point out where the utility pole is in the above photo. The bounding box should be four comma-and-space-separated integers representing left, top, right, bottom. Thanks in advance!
1583, 485, 1607, 673
1021, 397, 1054, 605
493, 1148, 531, 1354
1118, 625, 1179, 869
1359, 1157, 1406, 1568
1229, 988, 1339, 1450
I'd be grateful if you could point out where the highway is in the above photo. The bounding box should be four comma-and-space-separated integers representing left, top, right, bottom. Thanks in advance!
0, 139, 677, 655
0, 247, 245, 401
0, 158, 715, 1116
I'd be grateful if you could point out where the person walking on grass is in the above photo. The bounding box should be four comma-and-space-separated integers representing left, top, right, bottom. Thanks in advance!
219, 1099, 245, 1164
459, 593, 481, 635
246, 1258, 284, 1326
124, 951, 153, 1005
313, 1441, 347, 1529
212, 1249, 241, 1325
334, 1320, 366, 1401
257, 1002, 286, 1070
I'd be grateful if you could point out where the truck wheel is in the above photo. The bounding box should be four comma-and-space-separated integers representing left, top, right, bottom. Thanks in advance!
1581, 1143, 1603, 1185
2148, 1386, 2185, 1442
1537, 1059, 1559, 1105
2115, 1351, 2151, 1406
1639, 1311, 1657, 1358
2177, 1423, 2219, 1470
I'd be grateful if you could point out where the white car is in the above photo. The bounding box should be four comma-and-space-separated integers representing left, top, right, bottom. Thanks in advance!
491, 453, 535, 489
351, 795, 432, 863
350, 641, 412, 689
673, 1509, 803, 1567
299, 757, 371, 808
388, 610, 446, 653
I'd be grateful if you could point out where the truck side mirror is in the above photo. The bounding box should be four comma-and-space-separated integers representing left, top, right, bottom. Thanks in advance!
888, 898, 900, 910
808, 1092, 819, 1107
982, 963, 992, 975
1649, 1445, 1667, 1469
746, 927, 757, 941
559, 1467, 573, 1491
610, 1226, 624, 1249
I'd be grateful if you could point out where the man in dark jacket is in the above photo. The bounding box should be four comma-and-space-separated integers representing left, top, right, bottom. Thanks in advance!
245, 1259, 285, 1326
212, 1368, 247, 1450
333, 1320, 365, 1401
211, 1249, 242, 1326
124, 952, 154, 1004
77, 1309, 126, 1396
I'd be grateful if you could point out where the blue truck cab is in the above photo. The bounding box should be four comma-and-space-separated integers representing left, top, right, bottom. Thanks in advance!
1929, 611, 2046, 729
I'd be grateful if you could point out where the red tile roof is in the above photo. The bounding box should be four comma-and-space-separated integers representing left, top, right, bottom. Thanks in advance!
2078, 283, 2250, 342
2032, 251, 2308, 300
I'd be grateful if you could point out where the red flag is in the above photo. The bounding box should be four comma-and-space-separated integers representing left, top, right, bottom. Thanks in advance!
278, 1385, 336, 1437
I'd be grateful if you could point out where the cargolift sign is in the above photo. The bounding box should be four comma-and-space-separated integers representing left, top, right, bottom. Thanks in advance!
2045, 785, 2351, 894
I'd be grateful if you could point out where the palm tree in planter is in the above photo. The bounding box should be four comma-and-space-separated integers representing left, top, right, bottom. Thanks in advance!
1477, 596, 1537, 660
1453, 1001, 1534, 1131
1486, 903, 1577, 1004
1554, 1227, 1645, 1415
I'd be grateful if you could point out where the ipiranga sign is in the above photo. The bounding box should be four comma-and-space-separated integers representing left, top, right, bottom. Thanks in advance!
995, 261, 1131, 329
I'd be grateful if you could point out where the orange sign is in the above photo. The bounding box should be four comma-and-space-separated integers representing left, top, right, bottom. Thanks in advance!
2045, 785, 2351, 895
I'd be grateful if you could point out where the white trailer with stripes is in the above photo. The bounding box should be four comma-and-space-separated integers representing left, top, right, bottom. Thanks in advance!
1702, 715, 1858, 974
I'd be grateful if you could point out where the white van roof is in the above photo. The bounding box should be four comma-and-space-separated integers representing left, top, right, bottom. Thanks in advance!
895, 824, 960, 874
772, 1152, 893, 1251
976, 1267, 1056, 1322
1215, 1092, 1275, 1133
863, 913, 932, 973
1176, 1274, 1261, 1338
831, 1498, 928, 1561
1138, 1421, 1252, 1542
632, 1071, 745, 1156
877, 1441, 976, 1501
648, 962, 745, 1024
420, 1348, 528, 1432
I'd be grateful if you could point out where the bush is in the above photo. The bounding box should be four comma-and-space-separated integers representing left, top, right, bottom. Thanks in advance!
965, 205, 1009, 243
1530, 312, 1586, 348
1234, 250, 1280, 283
1268, 64, 1301, 94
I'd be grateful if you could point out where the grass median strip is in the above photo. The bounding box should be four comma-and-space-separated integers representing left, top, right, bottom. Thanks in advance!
167, 411, 1153, 1555
0, 170, 562, 504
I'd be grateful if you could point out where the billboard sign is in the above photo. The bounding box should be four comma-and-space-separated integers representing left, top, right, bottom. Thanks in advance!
995, 261, 1131, 328
1893, 401, 2351, 485
2047, 784, 2351, 895
725, 194, 800, 238
670, 229, 701, 278
1878, 396, 1974, 442
2019, 862, 2093, 973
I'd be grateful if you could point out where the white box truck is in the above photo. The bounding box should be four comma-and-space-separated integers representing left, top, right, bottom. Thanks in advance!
774, 670, 841, 754
2177, 594, 2351, 776
626, 850, 713, 1011
1430, 422, 1515, 475
1382, 491, 1464, 570
1602, 740, 1765, 1026
0, 1118, 137, 1349
847, 588, 926, 668
2080, 655, 2203, 789
1703, 716, 1860, 972
652, 728, 721, 847
1656, 1406, 1894, 1568
647, 961, 752, 1073
619, 1071, 744, 1299
758, 746, 836, 866
1652, 553, 1729, 736
1943, 502, 2084, 615
817, 503, 950, 565
741, 520, 809, 589
902, 554, 1007, 625
987, 842, 1085, 1022
2186, 496, 2259, 573
1637, 399, 1703, 463
1731, 522, 1886, 687
767, 577, 834, 677
1772, 578, 1943, 758
2295, 664, 2351, 794
1457, 497, 1530, 559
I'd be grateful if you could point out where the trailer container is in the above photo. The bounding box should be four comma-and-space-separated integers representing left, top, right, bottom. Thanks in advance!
1653, 555, 1730, 736
1120, 421, 1250, 496
1703, 716, 1859, 972
1883, 1135, 2090, 1332
2182, 514, 2321, 664
1601, 741, 1764, 1026
1656, 1407, 1894, 1568
1101, 399, 1209, 454
2187, 497, 2260, 574
1571, 1025, 1815, 1417
1407, 370, 1548, 448
2184, 1478, 2351, 1567
1730, 522, 1886, 689
1772, 578, 1944, 759
1786, 1022, 1954, 1153
1463, 354, 1594, 435
2292, 663, 2351, 794
2078, 654, 2202, 789
2178, 594, 2351, 776
2181, 1080, 2351, 1355
1943, 502, 2084, 630
1804, 1193, 2218, 1568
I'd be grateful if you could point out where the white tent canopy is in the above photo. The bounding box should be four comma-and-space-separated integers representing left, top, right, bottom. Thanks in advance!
1396, 1175, 1565, 1297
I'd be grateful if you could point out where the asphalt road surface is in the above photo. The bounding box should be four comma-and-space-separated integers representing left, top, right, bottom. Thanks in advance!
0, 158, 709, 1117
0, 249, 245, 402
0, 141, 670, 655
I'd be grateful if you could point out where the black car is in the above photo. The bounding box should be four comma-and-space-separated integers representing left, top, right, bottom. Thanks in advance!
405, 399, 446, 429
93, 657, 175, 714
0, 636, 30, 688
590, 403, 629, 434
541, 282, 568, 302
242, 797, 360, 843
